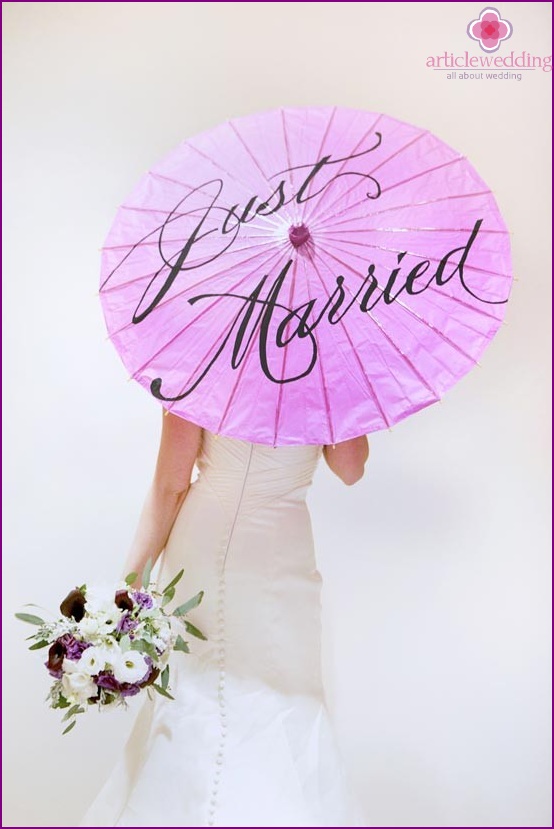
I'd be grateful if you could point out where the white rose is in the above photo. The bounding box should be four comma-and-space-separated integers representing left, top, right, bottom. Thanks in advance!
61, 670, 97, 704
112, 651, 149, 684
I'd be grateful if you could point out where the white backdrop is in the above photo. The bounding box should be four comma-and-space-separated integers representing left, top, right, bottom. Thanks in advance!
3, 3, 551, 827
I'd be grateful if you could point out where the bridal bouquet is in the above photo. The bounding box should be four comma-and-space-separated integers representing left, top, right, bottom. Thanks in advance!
14, 558, 206, 734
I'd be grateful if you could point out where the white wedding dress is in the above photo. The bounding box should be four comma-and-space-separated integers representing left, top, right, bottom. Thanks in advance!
79, 429, 365, 827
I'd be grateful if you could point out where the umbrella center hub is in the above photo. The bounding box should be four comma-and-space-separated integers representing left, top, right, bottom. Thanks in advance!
288, 223, 311, 249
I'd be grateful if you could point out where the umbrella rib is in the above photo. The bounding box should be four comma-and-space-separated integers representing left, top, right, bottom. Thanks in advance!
165, 245, 294, 421
270, 256, 299, 446
129, 242, 290, 385
101, 233, 282, 297
304, 127, 428, 228
126, 173, 285, 235
270, 111, 304, 445
301, 112, 386, 227
183, 140, 286, 231
317, 242, 499, 366
315, 225, 511, 235
314, 190, 494, 230
320, 240, 504, 323
298, 105, 338, 225
314, 247, 454, 394
214, 250, 295, 435
312, 155, 466, 230
320, 234, 511, 281
226, 120, 272, 193
147, 170, 221, 198
280, 107, 303, 226
301, 255, 337, 444
106, 242, 288, 343
304, 249, 394, 428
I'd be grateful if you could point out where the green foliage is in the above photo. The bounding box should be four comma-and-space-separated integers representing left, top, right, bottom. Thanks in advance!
142, 557, 153, 590
161, 587, 175, 606
151, 683, 175, 700
14, 612, 45, 625
183, 619, 207, 641
28, 640, 49, 650
173, 634, 190, 653
129, 638, 157, 660
53, 693, 71, 710
62, 704, 84, 721
162, 568, 184, 595
172, 590, 204, 617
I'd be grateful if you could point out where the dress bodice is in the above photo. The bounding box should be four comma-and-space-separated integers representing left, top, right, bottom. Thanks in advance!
194, 428, 324, 509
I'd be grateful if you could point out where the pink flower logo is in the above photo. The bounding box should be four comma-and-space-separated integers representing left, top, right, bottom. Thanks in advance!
467, 7, 513, 53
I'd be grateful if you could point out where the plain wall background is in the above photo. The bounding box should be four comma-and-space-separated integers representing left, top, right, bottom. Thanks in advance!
3, 2, 551, 826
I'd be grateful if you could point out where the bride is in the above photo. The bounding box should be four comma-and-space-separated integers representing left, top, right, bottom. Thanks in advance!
79, 411, 369, 827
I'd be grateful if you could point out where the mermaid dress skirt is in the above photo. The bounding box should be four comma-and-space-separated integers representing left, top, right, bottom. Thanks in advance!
79, 429, 365, 827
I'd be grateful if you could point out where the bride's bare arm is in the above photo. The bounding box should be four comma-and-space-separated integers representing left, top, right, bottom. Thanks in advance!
118, 413, 203, 587
322, 435, 370, 485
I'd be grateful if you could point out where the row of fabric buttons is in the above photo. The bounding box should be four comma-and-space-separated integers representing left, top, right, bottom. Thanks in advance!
207, 442, 254, 825
207, 552, 227, 827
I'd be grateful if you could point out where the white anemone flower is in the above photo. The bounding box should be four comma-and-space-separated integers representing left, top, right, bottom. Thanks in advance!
112, 651, 149, 684
76, 646, 111, 676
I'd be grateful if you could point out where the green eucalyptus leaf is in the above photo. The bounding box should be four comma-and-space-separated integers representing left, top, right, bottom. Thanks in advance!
173, 635, 190, 653
161, 665, 170, 690
162, 568, 184, 595
172, 591, 204, 617
62, 719, 77, 735
125, 571, 138, 586
62, 704, 82, 721
29, 640, 49, 650
151, 683, 175, 700
142, 558, 153, 591
14, 612, 45, 625
183, 619, 207, 641
129, 638, 158, 660
161, 587, 175, 606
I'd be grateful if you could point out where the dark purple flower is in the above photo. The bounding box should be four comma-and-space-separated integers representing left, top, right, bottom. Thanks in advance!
60, 588, 87, 622
132, 590, 153, 610
45, 640, 65, 678
114, 589, 134, 611
116, 611, 140, 635
58, 633, 92, 661
119, 682, 142, 697
95, 671, 121, 692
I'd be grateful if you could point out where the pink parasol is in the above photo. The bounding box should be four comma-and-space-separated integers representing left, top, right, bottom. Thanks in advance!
99, 106, 513, 446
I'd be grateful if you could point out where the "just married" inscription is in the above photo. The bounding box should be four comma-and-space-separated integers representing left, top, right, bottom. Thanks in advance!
104, 133, 508, 398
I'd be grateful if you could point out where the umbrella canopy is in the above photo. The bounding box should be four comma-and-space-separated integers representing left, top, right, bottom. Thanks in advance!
99, 106, 513, 446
